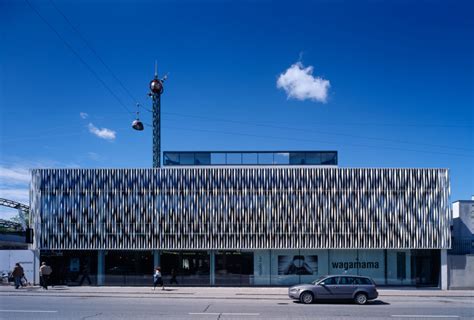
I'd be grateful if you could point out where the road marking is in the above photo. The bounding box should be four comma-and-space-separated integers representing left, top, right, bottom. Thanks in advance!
189, 312, 260, 316
222, 313, 260, 316
391, 316, 459, 318
0, 310, 58, 313
189, 313, 221, 315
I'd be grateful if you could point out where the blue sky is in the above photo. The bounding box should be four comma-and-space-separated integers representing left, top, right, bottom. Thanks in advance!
1, 0, 473, 219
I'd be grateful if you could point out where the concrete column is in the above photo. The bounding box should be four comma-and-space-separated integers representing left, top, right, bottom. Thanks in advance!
97, 250, 105, 286
440, 249, 448, 290
210, 250, 215, 286
33, 249, 40, 285
153, 250, 160, 268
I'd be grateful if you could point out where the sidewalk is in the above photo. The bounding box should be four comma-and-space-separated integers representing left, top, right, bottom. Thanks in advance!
1, 285, 474, 299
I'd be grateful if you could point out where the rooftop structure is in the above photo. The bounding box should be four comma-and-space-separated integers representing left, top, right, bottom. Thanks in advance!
163, 151, 338, 166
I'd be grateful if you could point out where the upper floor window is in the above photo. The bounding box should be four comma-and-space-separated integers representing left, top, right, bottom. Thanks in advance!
163, 151, 338, 166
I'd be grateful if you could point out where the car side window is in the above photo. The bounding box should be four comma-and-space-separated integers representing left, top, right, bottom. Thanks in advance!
339, 277, 350, 285
322, 277, 338, 285
359, 277, 372, 285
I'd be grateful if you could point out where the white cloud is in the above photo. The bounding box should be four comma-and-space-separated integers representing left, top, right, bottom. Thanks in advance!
0, 166, 30, 185
80, 112, 89, 119
88, 123, 116, 140
0, 166, 30, 218
277, 62, 330, 103
0, 186, 29, 218
0, 188, 29, 204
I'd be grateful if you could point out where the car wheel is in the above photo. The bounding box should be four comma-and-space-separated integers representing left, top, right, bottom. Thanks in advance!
300, 291, 314, 304
354, 292, 368, 305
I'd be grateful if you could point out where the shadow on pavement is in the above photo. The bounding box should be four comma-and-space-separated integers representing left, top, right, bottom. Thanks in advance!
292, 299, 390, 305
38, 286, 70, 291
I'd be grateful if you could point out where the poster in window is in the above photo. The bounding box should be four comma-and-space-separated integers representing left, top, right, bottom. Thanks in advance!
278, 255, 318, 275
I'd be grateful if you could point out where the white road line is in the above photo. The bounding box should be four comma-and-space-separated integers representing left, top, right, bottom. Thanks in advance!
391, 316, 459, 318
189, 312, 260, 316
222, 313, 260, 316
0, 310, 58, 313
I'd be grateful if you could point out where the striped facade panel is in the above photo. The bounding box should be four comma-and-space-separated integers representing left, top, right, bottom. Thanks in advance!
30, 168, 451, 250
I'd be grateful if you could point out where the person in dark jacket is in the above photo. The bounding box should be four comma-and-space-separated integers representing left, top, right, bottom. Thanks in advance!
12, 263, 24, 289
78, 263, 92, 286
170, 268, 178, 285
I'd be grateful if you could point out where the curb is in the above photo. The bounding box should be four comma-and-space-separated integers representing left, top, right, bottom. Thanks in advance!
1, 291, 473, 299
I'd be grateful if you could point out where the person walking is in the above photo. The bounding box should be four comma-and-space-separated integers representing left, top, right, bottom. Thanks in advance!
39, 262, 52, 290
170, 268, 178, 285
78, 263, 92, 286
153, 266, 164, 291
12, 263, 24, 289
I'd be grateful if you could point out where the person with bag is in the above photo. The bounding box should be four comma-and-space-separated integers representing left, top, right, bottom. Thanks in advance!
153, 266, 164, 291
39, 262, 52, 290
12, 263, 24, 289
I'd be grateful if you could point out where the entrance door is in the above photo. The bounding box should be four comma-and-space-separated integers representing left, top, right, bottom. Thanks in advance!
412, 250, 440, 287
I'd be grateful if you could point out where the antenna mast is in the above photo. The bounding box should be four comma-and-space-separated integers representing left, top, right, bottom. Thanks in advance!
148, 62, 166, 168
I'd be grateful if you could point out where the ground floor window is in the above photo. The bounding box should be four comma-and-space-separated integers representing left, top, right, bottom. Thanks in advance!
40, 249, 441, 287
40, 250, 98, 286
216, 251, 253, 285
160, 251, 210, 285
104, 251, 152, 285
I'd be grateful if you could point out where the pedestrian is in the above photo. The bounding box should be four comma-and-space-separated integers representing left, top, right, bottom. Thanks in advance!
39, 262, 52, 290
170, 268, 178, 285
21, 273, 29, 287
12, 263, 24, 289
153, 266, 164, 291
78, 263, 92, 286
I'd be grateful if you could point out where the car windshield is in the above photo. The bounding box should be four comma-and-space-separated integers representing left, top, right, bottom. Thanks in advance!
311, 275, 327, 285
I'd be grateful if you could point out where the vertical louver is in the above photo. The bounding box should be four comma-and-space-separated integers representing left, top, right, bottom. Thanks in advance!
30, 168, 451, 250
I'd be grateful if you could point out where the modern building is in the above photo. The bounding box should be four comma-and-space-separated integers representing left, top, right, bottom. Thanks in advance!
451, 197, 474, 254
30, 151, 451, 288
448, 197, 474, 289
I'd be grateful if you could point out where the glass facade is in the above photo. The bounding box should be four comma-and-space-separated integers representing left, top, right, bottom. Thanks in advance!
39, 249, 441, 287
32, 168, 451, 251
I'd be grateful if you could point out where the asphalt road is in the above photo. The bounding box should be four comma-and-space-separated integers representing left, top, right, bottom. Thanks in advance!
0, 294, 473, 319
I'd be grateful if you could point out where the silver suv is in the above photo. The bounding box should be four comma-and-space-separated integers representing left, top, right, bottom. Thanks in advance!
288, 275, 378, 305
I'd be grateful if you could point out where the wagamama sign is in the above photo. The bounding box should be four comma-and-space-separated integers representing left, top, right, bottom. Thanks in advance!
332, 261, 380, 269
